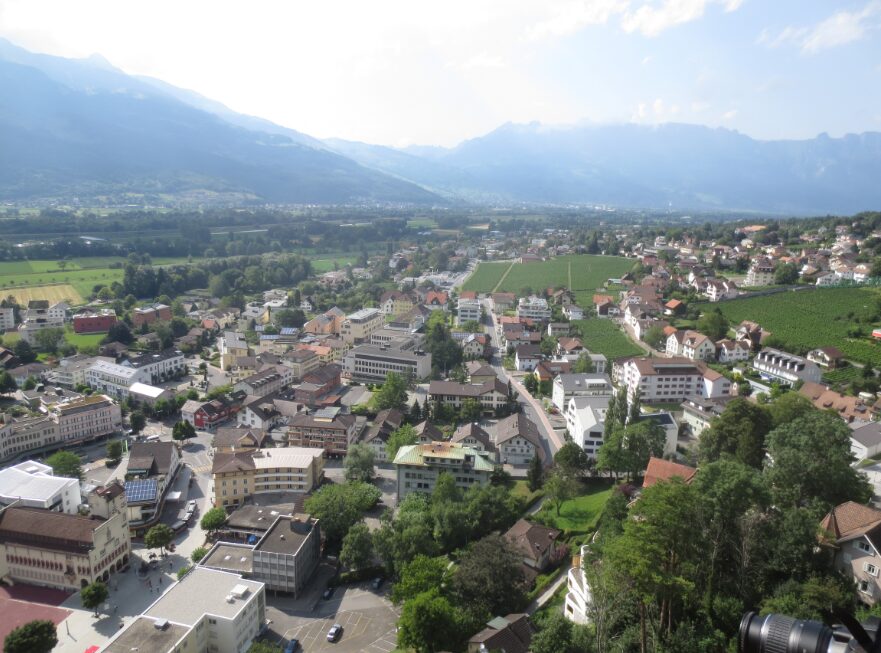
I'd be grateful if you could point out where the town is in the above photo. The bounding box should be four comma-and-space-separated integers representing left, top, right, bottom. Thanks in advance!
1, 208, 881, 653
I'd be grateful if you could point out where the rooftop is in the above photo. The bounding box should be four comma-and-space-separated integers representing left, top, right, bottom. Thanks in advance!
200, 542, 254, 574
255, 514, 317, 555
103, 616, 190, 653
144, 567, 263, 626
0, 465, 77, 505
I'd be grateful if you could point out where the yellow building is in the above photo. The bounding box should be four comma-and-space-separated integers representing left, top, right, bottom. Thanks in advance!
212, 447, 325, 509
340, 308, 383, 345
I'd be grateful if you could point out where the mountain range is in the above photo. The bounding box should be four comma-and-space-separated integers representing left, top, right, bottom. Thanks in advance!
1, 37, 880, 214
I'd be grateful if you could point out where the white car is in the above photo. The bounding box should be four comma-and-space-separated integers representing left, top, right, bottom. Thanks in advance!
185, 500, 197, 514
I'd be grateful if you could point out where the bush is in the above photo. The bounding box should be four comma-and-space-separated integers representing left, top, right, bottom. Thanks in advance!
328, 565, 385, 588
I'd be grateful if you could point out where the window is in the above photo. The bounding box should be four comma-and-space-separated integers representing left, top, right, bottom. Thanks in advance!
866, 562, 879, 577
857, 540, 873, 554
860, 580, 872, 595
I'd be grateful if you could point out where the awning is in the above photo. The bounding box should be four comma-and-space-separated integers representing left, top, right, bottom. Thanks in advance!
166, 491, 182, 502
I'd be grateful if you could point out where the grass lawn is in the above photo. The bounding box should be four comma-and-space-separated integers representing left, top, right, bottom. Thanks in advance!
310, 256, 358, 273
64, 327, 105, 350
536, 481, 613, 535
573, 318, 644, 360
510, 479, 544, 509
533, 582, 568, 621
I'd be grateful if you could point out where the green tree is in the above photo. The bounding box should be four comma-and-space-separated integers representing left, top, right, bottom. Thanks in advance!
523, 373, 538, 394
544, 470, 578, 516
373, 494, 439, 574
386, 424, 418, 461
627, 388, 642, 424
3, 619, 58, 653
697, 308, 729, 341
370, 372, 409, 411
532, 612, 575, 653
340, 521, 374, 570
573, 352, 595, 373
698, 398, 771, 468
12, 339, 35, 364
304, 482, 380, 546
0, 371, 18, 394
344, 443, 376, 483
760, 575, 855, 623
46, 450, 83, 481
172, 420, 197, 441
22, 376, 37, 391
459, 398, 482, 422
554, 441, 589, 477
129, 410, 146, 435
247, 641, 284, 653
527, 454, 544, 492
774, 262, 799, 285
144, 523, 174, 553
200, 507, 228, 535
391, 554, 449, 605
452, 534, 528, 619
540, 335, 558, 357
767, 391, 815, 428
191, 546, 209, 563
643, 324, 667, 349
765, 411, 873, 509
32, 327, 64, 353
397, 589, 467, 653
106, 440, 123, 463
81, 581, 109, 616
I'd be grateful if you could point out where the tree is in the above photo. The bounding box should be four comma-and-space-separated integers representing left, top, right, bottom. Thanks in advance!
22, 376, 36, 391
532, 613, 575, 653
767, 391, 814, 428
129, 410, 146, 435
144, 523, 174, 553
452, 534, 528, 619
3, 619, 58, 653
397, 589, 467, 653
544, 470, 579, 515
46, 450, 83, 481
554, 441, 590, 477
32, 327, 64, 353
540, 335, 558, 357
344, 443, 376, 483
627, 388, 642, 424
81, 581, 109, 617
105, 321, 134, 345
697, 308, 729, 341
409, 399, 423, 423
106, 440, 123, 463
12, 339, 35, 363
247, 642, 284, 653
573, 352, 595, 373
698, 398, 771, 469
371, 372, 408, 411
172, 420, 196, 441
200, 507, 228, 535
643, 324, 667, 349
0, 371, 18, 394
523, 373, 538, 394
527, 454, 544, 492
774, 262, 799, 285
304, 482, 380, 545
459, 397, 482, 422
340, 522, 374, 570
765, 411, 873, 510
191, 546, 209, 563
391, 554, 449, 605
386, 424, 418, 461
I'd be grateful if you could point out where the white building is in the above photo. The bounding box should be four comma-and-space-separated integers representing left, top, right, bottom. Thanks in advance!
49, 394, 122, 444
746, 258, 775, 287
617, 357, 732, 402
851, 422, 881, 463
0, 307, 15, 331
565, 396, 610, 457
85, 360, 146, 399
456, 298, 482, 325
343, 343, 432, 383
716, 339, 750, 363
0, 460, 82, 513
552, 374, 614, 412
340, 307, 383, 345
752, 348, 822, 385
516, 296, 551, 321
564, 545, 592, 624
101, 567, 266, 653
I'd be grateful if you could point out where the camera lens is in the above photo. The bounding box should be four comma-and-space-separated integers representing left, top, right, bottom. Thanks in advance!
740, 612, 833, 653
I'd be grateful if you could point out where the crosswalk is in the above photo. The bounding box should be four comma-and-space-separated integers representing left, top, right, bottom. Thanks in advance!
189, 464, 212, 475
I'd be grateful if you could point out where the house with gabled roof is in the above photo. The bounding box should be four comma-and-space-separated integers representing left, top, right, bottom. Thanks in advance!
642, 457, 696, 489
821, 502, 881, 604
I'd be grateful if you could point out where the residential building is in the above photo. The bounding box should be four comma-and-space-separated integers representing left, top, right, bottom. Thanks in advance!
0, 460, 81, 513
704, 278, 738, 302
456, 298, 482, 325
340, 308, 383, 345
820, 502, 881, 605
219, 331, 251, 371
125, 349, 186, 384
452, 423, 495, 458
466, 361, 497, 384
680, 395, 735, 437
182, 396, 239, 431
102, 567, 266, 653
131, 303, 172, 327
294, 364, 342, 405
746, 257, 776, 287
808, 346, 846, 369
343, 343, 432, 383
85, 360, 145, 399
637, 412, 679, 456
18, 300, 65, 344
547, 322, 570, 337
617, 357, 732, 402
73, 309, 117, 334
393, 442, 495, 502
459, 332, 489, 359
303, 306, 346, 336
494, 413, 543, 465
428, 378, 510, 415
281, 348, 321, 379
236, 393, 300, 431
851, 423, 881, 463
799, 382, 872, 423
666, 330, 715, 360
716, 339, 750, 363
48, 394, 122, 444
551, 373, 614, 412
565, 396, 610, 457
49, 355, 112, 388
564, 304, 585, 320
753, 348, 822, 385
0, 416, 58, 464
414, 420, 444, 444
124, 442, 181, 531
128, 382, 175, 408
212, 447, 325, 508
517, 296, 551, 321
515, 344, 542, 371
362, 409, 405, 462
491, 292, 516, 314
0, 306, 14, 331
423, 290, 449, 311
286, 410, 358, 456
233, 365, 294, 396
565, 545, 592, 624
467, 614, 534, 653
379, 291, 417, 317
505, 519, 563, 573
212, 427, 271, 453
534, 360, 571, 385
643, 456, 696, 488
0, 481, 129, 591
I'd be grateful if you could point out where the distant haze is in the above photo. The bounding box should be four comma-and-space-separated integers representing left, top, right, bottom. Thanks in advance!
1, 0, 880, 147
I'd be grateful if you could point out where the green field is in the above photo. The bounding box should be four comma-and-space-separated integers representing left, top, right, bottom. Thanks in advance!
462, 255, 635, 297
535, 482, 613, 535
63, 327, 106, 350
310, 256, 358, 273
574, 318, 644, 360
698, 287, 881, 365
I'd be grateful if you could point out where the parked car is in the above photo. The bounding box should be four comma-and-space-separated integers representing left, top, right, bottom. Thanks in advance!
322, 586, 335, 600
283, 639, 300, 653
327, 624, 343, 642
371, 577, 383, 590
186, 500, 197, 514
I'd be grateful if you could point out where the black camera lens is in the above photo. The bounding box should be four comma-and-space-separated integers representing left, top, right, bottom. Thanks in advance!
740, 612, 833, 653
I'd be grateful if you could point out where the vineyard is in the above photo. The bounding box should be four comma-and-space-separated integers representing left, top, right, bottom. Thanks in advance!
463, 255, 635, 297
573, 318, 645, 360
698, 287, 881, 365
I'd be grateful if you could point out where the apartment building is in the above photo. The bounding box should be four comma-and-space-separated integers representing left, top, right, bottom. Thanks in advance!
343, 343, 432, 383
565, 545, 592, 624
0, 481, 130, 591
73, 309, 118, 334
48, 394, 122, 444
233, 365, 294, 396
340, 307, 383, 345
0, 306, 16, 331
617, 357, 731, 402
281, 348, 321, 379
219, 331, 251, 371
551, 374, 614, 412
565, 396, 610, 457
0, 416, 58, 464
379, 290, 417, 317
85, 360, 144, 399
428, 378, 510, 415
495, 413, 543, 465
286, 410, 358, 456
746, 257, 776, 287
666, 330, 716, 361
102, 567, 266, 653
752, 347, 822, 385
456, 298, 482, 325
50, 354, 114, 388
393, 442, 495, 502
125, 349, 186, 384
516, 296, 551, 321
131, 303, 172, 327
0, 460, 82, 513
821, 502, 881, 606
302, 307, 345, 336
212, 447, 325, 508
18, 300, 66, 344
680, 395, 735, 437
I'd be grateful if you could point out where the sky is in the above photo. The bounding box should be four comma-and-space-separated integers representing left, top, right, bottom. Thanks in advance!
1, 0, 880, 147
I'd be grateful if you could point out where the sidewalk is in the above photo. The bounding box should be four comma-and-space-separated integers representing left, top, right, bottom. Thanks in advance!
527, 568, 568, 614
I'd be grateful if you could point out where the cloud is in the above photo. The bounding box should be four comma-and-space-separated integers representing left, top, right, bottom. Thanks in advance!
691, 100, 711, 112
621, 0, 710, 37
458, 53, 505, 70
759, 1, 881, 54
527, 0, 629, 40
722, 109, 738, 120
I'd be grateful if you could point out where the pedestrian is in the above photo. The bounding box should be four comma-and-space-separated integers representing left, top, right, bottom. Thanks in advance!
159, 577, 162, 586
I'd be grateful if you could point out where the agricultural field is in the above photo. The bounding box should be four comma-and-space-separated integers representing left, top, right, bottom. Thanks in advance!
462, 255, 635, 297
2, 284, 85, 305
698, 287, 881, 365
573, 317, 645, 360
310, 256, 358, 273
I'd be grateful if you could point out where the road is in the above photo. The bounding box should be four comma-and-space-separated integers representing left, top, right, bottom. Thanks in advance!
481, 299, 564, 460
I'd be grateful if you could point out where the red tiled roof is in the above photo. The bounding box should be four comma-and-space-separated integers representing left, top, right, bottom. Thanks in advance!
643, 457, 696, 488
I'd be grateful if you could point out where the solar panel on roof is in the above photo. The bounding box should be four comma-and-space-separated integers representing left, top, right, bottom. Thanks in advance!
124, 479, 158, 503
280, 327, 297, 335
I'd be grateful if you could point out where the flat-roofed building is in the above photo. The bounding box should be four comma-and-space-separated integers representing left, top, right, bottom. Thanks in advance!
343, 343, 432, 383
233, 365, 294, 396
281, 348, 321, 379
48, 394, 122, 444
428, 378, 510, 415
393, 442, 495, 502
340, 307, 383, 345
517, 296, 551, 321
551, 374, 614, 412
0, 460, 81, 513
456, 298, 482, 325
219, 331, 250, 371
212, 447, 325, 508
0, 416, 58, 464
85, 360, 146, 399
73, 309, 117, 334
286, 410, 357, 456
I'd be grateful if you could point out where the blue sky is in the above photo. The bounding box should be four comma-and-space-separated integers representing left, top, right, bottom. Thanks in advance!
1, 0, 879, 146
